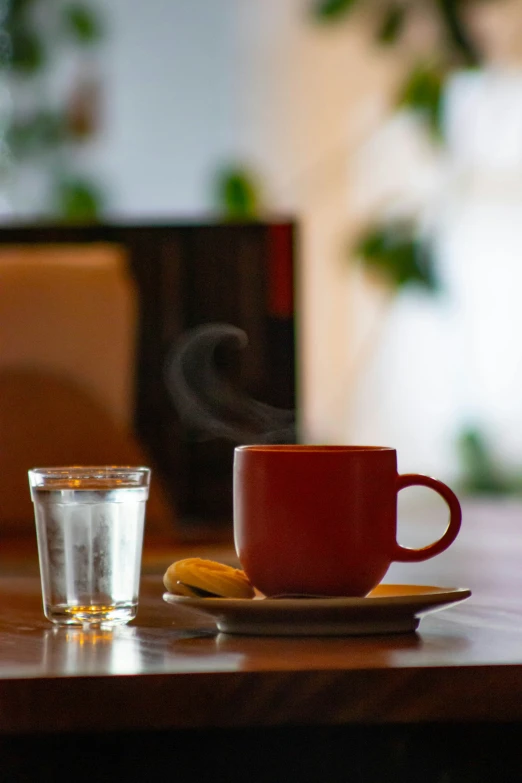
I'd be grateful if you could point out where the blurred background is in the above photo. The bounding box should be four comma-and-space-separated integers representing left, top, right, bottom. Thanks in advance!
2, 0, 522, 526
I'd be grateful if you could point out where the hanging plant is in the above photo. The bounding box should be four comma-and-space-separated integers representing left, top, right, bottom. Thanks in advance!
1, 0, 105, 222
214, 2, 487, 289
309, 0, 487, 292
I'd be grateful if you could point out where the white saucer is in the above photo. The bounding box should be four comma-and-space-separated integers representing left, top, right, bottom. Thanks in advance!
162, 584, 472, 636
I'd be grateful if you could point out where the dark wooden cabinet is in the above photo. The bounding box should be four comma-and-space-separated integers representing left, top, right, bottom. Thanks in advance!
0, 222, 297, 533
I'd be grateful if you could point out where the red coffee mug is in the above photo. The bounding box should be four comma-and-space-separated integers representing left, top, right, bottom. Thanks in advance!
233, 445, 462, 597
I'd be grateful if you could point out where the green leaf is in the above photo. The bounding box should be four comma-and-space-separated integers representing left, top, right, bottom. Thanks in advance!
457, 427, 511, 495
356, 223, 439, 293
312, 0, 359, 23
398, 64, 445, 139
7, 111, 66, 156
377, 4, 408, 45
55, 177, 104, 222
63, 3, 103, 45
8, 24, 45, 74
215, 167, 261, 220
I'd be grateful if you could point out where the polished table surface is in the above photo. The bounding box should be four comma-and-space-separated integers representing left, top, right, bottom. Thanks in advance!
0, 497, 522, 741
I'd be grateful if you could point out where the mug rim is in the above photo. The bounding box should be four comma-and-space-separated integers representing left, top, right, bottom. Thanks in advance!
235, 445, 394, 453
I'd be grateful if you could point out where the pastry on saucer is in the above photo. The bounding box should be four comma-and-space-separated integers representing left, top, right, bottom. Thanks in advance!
163, 557, 255, 599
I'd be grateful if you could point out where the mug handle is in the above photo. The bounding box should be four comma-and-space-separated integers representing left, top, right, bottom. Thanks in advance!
393, 474, 462, 562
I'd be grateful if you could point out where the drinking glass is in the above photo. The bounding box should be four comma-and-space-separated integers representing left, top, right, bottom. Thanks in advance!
29, 466, 150, 627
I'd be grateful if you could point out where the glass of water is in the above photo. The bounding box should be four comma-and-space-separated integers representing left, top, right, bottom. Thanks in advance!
29, 466, 150, 628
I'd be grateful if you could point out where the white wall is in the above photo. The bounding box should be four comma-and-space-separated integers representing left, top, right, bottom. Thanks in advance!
94, 0, 239, 218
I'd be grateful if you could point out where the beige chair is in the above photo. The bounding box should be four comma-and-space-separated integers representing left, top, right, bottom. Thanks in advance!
0, 245, 177, 543
0, 243, 137, 429
0, 368, 176, 542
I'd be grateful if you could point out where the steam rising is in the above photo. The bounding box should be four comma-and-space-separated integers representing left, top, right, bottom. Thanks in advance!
164, 323, 296, 444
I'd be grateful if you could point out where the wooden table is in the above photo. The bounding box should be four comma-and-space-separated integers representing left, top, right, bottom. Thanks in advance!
2, 498, 522, 781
